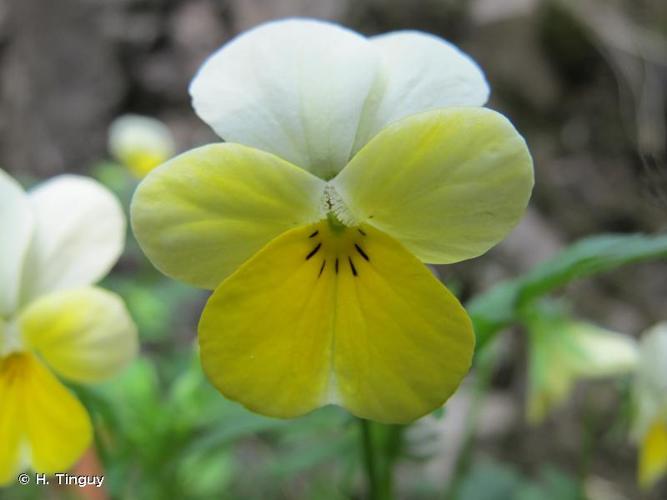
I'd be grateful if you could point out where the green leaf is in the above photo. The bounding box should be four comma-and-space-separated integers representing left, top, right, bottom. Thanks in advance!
469, 233, 667, 350
517, 233, 667, 302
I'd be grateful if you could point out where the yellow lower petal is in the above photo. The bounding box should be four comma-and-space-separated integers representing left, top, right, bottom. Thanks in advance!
332, 225, 474, 423
639, 419, 667, 489
199, 221, 474, 423
199, 225, 336, 418
0, 353, 92, 481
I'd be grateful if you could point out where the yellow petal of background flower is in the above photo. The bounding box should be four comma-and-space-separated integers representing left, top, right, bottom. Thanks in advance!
19, 175, 125, 304
0, 353, 92, 479
639, 419, 667, 489
0, 169, 33, 317
333, 107, 533, 264
199, 221, 474, 423
0, 354, 23, 485
20, 288, 138, 383
131, 143, 326, 289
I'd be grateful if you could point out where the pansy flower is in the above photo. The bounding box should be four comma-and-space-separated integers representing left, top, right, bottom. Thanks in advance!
109, 114, 176, 179
633, 323, 667, 489
525, 304, 639, 423
131, 19, 534, 423
0, 170, 137, 484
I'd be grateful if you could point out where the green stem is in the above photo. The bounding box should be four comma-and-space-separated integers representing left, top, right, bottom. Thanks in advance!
444, 344, 499, 500
359, 418, 381, 500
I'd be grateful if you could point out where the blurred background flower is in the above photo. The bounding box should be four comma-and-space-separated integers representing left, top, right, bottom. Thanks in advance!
524, 300, 638, 423
108, 114, 176, 178
0, 171, 137, 485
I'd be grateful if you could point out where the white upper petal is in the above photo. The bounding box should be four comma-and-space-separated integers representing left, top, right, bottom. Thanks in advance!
190, 20, 490, 178
190, 18, 379, 179
19, 175, 125, 304
352, 31, 490, 151
0, 170, 33, 317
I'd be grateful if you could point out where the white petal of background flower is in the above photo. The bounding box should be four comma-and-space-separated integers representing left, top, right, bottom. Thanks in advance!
352, 31, 490, 153
0, 169, 33, 317
634, 323, 667, 437
19, 175, 125, 304
637, 323, 667, 394
190, 18, 379, 179
567, 322, 639, 377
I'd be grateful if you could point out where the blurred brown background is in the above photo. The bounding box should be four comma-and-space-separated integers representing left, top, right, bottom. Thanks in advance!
1, 0, 665, 498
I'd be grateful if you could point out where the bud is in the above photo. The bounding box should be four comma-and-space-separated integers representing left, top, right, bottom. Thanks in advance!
108, 114, 175, 178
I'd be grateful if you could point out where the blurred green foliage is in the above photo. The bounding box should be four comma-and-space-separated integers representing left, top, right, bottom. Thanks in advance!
469, 233, 667, 350
457, 461, 582, 500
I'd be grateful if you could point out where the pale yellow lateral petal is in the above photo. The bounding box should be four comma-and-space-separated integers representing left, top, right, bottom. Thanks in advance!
333, 107, 533, 264
131, 143, 326, 289
20, 288, 138, 383
639, 419, 667, 489
0, 353, 92, 477
332, 225, 474, 423
199, 221, 474, 423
